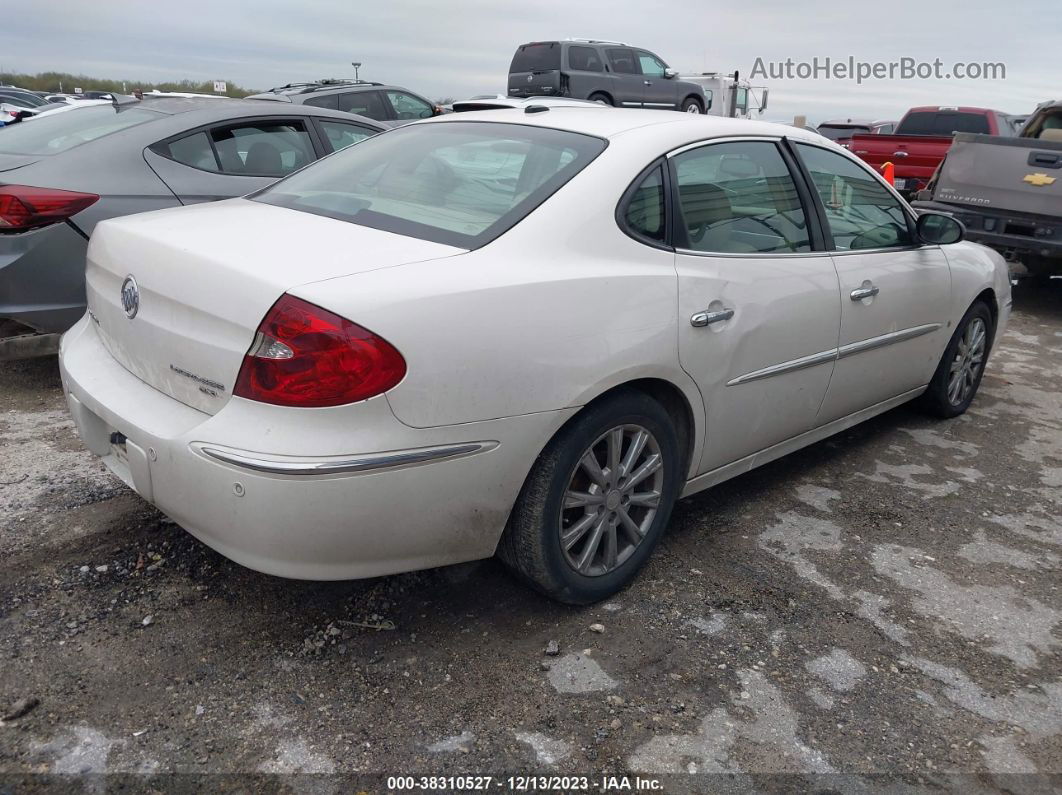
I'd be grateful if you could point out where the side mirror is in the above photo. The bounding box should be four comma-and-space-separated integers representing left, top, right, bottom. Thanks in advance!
663, 68, 678, 79
760, 89, 769, 112
917, 212, 965, 245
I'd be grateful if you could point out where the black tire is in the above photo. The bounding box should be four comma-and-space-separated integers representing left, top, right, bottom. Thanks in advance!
498, 389, 682, 604
919, 300, 994, 418
681, 96, 703, 114
588, 92, 613, 107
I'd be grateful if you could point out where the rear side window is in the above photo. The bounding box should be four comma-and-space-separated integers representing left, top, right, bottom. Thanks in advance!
155, 121, 315, 177
510, 43, 561, 73
337, 91, 388, 120
0, 106, 158, 155
897, 112, 990, 136
622, 166, 666, 244
213, 122, 314, 176
672, 141, 811, 254
157, 131, 218, 170
254, 121, 606, 249
568, 46, 603, 72
606, 48, 639, 74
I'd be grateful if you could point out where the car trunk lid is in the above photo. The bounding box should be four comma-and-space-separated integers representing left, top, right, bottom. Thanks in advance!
935, 132, 1062, 216
85, 198, 462, 414
508, 42, 563, 98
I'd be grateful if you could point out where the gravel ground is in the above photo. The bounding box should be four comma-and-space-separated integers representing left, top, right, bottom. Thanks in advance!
0, 282, 1060, 792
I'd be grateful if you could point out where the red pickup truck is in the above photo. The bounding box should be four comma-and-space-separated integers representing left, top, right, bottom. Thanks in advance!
849, 106, 1017, 195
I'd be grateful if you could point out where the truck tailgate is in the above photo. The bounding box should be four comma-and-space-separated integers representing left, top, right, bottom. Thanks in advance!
850, 133, 952, 179
935, 133, 1062, 216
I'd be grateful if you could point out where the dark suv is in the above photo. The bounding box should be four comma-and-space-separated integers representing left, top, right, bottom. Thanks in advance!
507, 39, 707, 113
247, 80, 441, 123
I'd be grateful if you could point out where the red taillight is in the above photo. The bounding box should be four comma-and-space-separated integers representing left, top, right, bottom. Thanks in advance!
0, 185, 99, 231
233, 294, 406, 408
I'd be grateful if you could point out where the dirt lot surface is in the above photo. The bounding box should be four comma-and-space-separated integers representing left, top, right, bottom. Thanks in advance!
1, 284, 1060, 792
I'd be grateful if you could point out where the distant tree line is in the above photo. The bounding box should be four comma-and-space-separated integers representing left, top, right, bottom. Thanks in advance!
0, 71, 260, 97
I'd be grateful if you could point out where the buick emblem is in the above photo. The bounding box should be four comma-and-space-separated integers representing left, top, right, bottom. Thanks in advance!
527, 74, 533, 83
120, 275, 139, 319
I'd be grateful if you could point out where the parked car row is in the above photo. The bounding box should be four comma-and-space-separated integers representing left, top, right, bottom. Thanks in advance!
913, 99, 1062, 280
0, 56, 1019, 602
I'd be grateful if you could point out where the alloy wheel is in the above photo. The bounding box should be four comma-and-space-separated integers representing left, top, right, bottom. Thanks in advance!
947, 317, 987, 406
559, 424, 664, 576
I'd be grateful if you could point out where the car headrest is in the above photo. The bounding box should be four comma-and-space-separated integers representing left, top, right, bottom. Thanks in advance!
245, 141, 283, 174
678, 182, 732, 228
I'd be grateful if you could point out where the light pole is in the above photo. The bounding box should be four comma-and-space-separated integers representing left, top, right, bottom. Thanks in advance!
352, 62, 362, 82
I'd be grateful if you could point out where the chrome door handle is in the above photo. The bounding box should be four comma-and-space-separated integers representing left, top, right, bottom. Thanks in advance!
691, 308, 734, 327
644, 80, 652, 86
893, 151, 909, 157
850, 285, 880, 301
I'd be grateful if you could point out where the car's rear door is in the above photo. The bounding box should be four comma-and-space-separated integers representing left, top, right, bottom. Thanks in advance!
792, 142, 951, 424
144, 116, 323, 203
671, 138, 841, 475
605, 48, 644, 107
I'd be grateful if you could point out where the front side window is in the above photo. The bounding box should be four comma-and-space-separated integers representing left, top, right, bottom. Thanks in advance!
606, 48, 639, 75
212, 121, 314, 176
672, 141, 811, 254
386, 91, 434, 120
795, 143, 913, 250
254, 122, 606, 249
622, 166, 665, 244
319, 120, 374, 152
636, 51, 667, 78
734, 88, 748, 113
568, 46, 603, 72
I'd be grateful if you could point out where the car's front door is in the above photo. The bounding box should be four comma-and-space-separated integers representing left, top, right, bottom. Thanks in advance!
605, 47, 644, 107
792, 143, 952, 424
671, 139, 841, 474
636, 50, 677, 110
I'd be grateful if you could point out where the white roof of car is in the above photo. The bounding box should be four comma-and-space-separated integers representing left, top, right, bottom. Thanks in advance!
426, 107, 828, 147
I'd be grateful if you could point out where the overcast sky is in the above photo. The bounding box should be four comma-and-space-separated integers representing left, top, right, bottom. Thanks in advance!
3, 0, 1053, 122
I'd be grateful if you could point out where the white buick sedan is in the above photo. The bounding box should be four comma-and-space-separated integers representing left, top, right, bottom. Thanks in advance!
60, 108, 1011, 603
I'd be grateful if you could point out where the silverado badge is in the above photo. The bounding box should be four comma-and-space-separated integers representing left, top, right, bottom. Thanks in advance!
1023, 172, 1057, 187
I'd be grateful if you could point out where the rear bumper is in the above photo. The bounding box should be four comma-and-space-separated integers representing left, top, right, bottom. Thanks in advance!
59, 315, 570, 580
0, 221, 89, 334
913, 201, 1062, 270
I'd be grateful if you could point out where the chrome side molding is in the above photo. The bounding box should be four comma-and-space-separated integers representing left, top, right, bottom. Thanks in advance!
194, 441, 498, 476
727, 323, 943, 386
836, 323, 942, 360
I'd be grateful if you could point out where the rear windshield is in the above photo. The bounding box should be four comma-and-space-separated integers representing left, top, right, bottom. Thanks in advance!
253, 121, 606, 249
897, 112, 990, 136
816, 125, 870, 141
510, 43, 562, 73
0, 105, 159, 155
